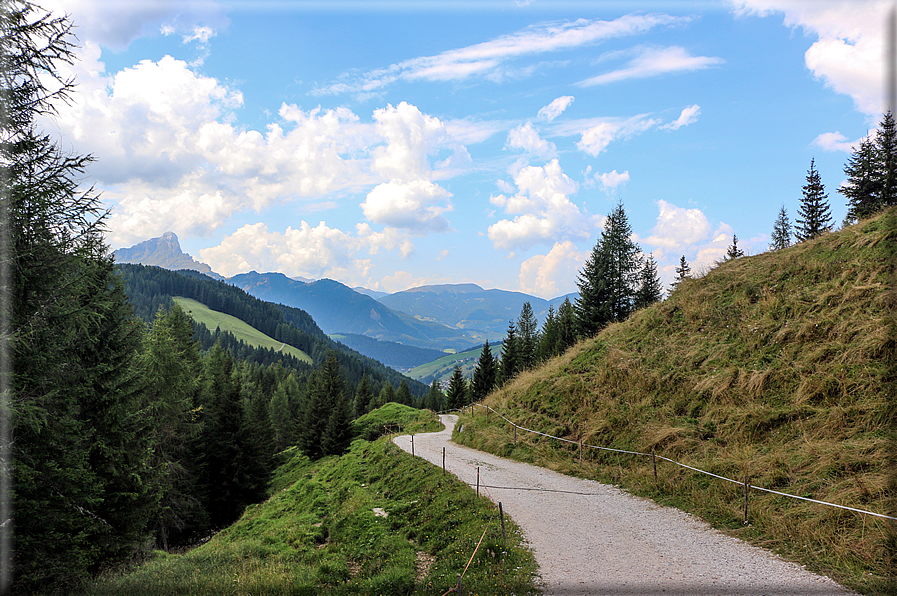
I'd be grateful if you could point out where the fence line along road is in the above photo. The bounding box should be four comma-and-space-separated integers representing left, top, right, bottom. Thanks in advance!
462, 404, 896, 522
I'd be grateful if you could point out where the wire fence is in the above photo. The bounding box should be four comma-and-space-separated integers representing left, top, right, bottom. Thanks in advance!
457, 403, 897, 522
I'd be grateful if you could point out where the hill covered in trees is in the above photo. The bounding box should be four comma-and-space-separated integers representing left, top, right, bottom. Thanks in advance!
453, 208, 896, 594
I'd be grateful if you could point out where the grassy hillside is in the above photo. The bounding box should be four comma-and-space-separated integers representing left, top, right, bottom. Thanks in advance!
453, 209, 896, 594
406, 342, 499, 384
174, 297, 312, 364
85, 406, 538, 595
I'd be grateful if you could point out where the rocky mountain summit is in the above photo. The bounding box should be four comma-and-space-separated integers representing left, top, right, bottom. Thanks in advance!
114, 232, 221, 278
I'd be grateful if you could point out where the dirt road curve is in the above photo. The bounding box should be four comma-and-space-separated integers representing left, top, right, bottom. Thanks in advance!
394, 415, 856, 596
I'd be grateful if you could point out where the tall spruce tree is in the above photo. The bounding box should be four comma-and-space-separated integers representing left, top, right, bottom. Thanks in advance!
426, 378, 445, 411
874, 110, 897, 209
576, 201, 641, 335
841, 136, 879, 224
537, 305, 559, 361
795, 158, 833, 241
499, 321, 520, 384
142, 305, 203, 551
445, 366, 468, 409
470, 340, 497, 400
770, 205, 792, 250
395, 380, 413, 407
556, 297, 577, 354
634, 254, 663, 309
3, 3, 158, 589
353, 374, 373, 416
516, 302, 539, 371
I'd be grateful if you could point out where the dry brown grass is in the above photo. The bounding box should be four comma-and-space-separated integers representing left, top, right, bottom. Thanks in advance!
454, 207, 897, 595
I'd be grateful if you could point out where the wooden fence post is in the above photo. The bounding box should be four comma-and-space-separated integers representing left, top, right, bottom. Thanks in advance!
743, 476, 749, 525
579, 440, 583, 465
499, 502, 507, 546
513, 425, 517, 445
457, 573, 463, 596
477, 467, 480, 496
411, 434, 414, 457
652, 451, 657, 485
442, 447, 446, 476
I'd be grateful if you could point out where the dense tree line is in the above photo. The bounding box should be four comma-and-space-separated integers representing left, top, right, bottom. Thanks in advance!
3, 7, 429, 590
118, 263, 428, 399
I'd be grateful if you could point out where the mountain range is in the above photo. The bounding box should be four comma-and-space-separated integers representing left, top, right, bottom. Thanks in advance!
114, 232, 578, 360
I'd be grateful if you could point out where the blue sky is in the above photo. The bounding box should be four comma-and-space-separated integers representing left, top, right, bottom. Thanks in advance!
42, 0, 885, 297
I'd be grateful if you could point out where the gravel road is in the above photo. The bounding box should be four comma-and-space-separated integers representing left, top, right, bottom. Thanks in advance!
394, 415, 856, 596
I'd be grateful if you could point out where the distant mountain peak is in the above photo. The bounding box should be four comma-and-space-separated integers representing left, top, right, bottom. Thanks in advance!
114, 232, 221, 278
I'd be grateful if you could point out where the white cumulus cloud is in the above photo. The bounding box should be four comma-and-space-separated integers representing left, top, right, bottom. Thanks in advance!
199, 221, 413, 284
488, 159, 600, 251
640, 199, 713, 249
596, 170, 631, 193
537, 96, 575, 121
506, 122, 556, 156
518, 241, 587, 298
361, 180, 453, 233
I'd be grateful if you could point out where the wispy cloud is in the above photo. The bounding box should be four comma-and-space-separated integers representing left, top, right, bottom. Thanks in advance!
313, 13, 687, 96
577, 45, 723, 86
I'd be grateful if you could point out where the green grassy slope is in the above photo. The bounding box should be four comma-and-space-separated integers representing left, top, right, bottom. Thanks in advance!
453, 209, 896, 595
174, 297, 312, 364
405, 343, 497, 384
85, 407, 538, 595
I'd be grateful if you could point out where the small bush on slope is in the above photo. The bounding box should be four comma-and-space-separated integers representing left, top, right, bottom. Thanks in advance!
454, 208, 896, 595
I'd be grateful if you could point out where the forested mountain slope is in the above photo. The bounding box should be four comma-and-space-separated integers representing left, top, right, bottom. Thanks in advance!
455, 209, 896, 594
117, 264, 428, 397
229, 271, 477, 351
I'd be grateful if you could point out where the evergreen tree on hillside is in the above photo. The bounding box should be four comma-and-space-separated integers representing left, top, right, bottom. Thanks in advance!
269, 384, 296, 452
795, 158, 833, 241
395, 380, 413, 407
634, 254, 663, 309
142, 305, 203, 550
537, 306, 559, 361
4, 3, 158, 588
322, 393, 352, 456
470, 340, 498, 400
770, 205, 792, 250
353, 374, 373, 416
556, 297, 577, 354
499, 321, 520, 384
669, 255, 692, 293
446, 366, 469, 409
726, 235, 744, 260
576, 201, 641, 336
874, 110, 897, 209
517, 302, 539, 371
841, 136, 879, 224
196, 343, 267, 529
426, 378, 445, 411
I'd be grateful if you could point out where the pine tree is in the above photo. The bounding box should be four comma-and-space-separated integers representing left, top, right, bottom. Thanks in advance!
795, 158, 833, 241
537, 305, 559, 361
269, 384, 296, 452
499, 321, 520, 384
770, 205, 792, 250
142, 304, 203, 550
669, 255, 692, 293
634, 254, 663, 309
840, 136, 879, 224
726, 235, 744, 260
445, 366, 468, 409
556, 297, 577, 354
353, 374, 373, 416
516, 302, 539, 371
395, 380, 413, 407
4, 3, 157, 588
575, 201, 641, 335
470, 340, 498, 400
874, 110, 897, 209
575, 235, 612, 337
321, 394, 352, 457
425, 378, 445, 411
